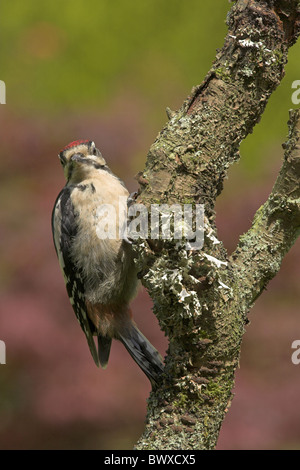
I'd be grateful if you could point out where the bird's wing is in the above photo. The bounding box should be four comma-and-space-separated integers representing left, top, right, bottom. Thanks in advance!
52, 186, 99, 366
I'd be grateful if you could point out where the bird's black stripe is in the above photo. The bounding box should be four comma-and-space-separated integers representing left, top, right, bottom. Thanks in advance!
52, 185, 96, 337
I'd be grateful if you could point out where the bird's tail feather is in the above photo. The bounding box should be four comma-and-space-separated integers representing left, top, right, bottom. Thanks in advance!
97, 334, 112, 369
118, 323, 164, 386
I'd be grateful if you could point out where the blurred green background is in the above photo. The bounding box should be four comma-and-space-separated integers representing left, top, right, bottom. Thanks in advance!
0, 0, 300, 450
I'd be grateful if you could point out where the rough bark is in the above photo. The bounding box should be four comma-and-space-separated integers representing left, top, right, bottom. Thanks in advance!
131, 0, 300, 450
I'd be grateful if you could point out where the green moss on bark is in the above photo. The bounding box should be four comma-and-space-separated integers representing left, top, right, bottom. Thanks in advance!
133, 1, 300, 451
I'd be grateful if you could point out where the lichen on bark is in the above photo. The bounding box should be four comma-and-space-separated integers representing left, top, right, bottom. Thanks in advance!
131, 0, 300, 450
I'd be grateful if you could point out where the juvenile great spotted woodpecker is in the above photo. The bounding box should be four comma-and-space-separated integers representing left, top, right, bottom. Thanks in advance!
51, 140, 164, 386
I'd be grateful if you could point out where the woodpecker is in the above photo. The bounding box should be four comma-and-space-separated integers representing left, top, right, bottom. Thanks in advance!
52, 140, 164, 386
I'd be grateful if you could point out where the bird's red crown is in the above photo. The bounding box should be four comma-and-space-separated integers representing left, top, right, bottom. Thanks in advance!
60, 140, 90, 154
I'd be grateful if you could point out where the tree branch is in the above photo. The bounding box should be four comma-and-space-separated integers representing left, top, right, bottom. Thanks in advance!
230, 109, 300, 307
132, 0, 300, 450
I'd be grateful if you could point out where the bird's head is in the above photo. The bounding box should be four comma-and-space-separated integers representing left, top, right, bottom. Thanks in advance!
59, 140, 107, 183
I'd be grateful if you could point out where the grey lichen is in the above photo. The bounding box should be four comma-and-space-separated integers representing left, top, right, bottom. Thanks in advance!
133, 1, 300, 452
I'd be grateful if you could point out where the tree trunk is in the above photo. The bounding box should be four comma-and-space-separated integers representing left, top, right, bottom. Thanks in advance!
132, 0, 300, 450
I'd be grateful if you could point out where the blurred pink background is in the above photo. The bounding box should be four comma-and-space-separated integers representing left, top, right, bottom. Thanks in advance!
1, 1, 300, 450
